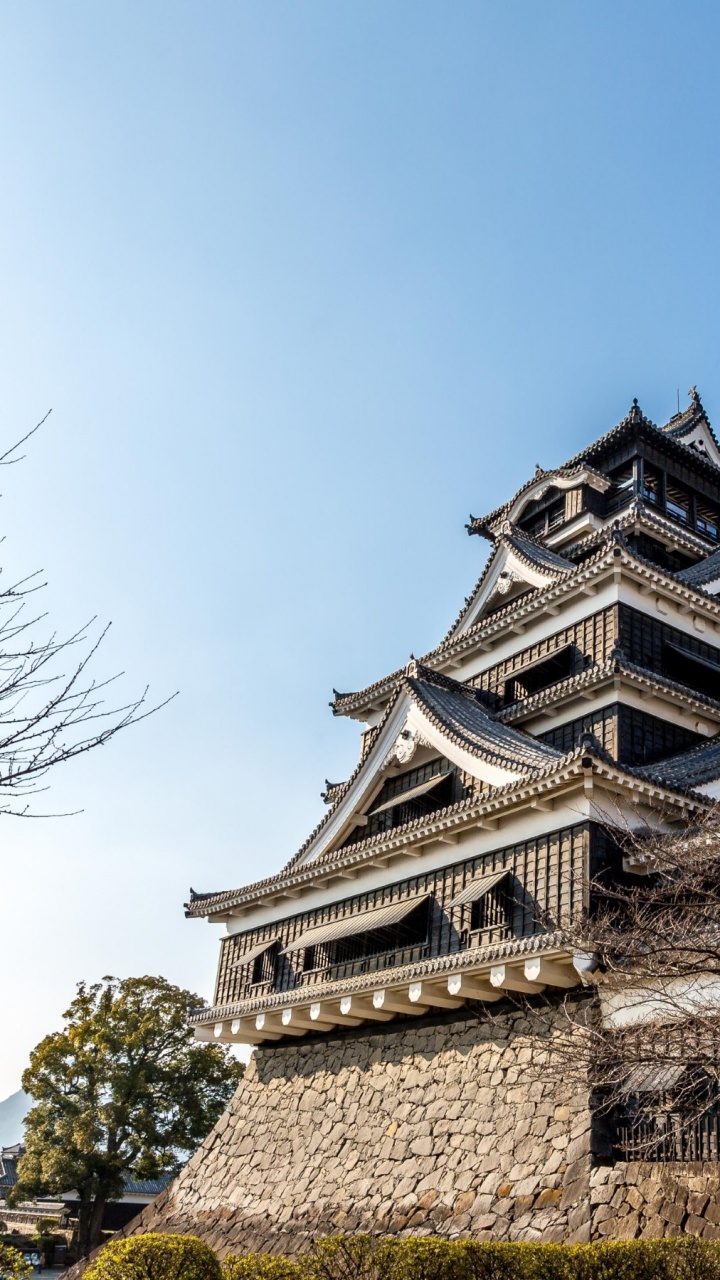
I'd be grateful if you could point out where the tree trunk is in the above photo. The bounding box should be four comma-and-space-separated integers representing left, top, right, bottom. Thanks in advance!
76, 1196, 93, 1260
76, 1193, 108, 1258
88, 1194, 108, 1254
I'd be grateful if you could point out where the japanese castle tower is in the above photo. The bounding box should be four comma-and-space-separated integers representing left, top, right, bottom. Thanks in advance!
146, 392, 720, 1250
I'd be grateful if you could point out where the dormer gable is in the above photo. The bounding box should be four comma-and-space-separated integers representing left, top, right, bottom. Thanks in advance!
662, 388, 720, 471
448, 525, 575, 640
293, 663, 561, 869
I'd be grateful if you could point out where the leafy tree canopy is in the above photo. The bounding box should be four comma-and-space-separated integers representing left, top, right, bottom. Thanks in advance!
15, 975, 244, 1256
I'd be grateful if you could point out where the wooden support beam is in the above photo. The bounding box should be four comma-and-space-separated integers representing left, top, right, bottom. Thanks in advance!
447, 973, 501, 1003
226, 1018, 263, 1045
311, 1001, 361, 1027
572, 952, 599, 982
530, 797, 553, 811
524, 957, 578, 989
255, 1013, 296, 1039
408, 981, 463, 1010
339, 995, 394, 1022
490, 964, 543, 994
373, 988, 429, 1016
281, 1007, 335, 1032
437, 832, 459, 845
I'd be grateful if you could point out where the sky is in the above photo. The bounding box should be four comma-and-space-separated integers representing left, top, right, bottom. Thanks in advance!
1, 0, 720, 1099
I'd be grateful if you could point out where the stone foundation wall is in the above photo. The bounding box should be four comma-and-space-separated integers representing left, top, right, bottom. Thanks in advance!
590, 1164, 720, 1240
112, 1006, 593, 1258
62, 1005, 720, 1276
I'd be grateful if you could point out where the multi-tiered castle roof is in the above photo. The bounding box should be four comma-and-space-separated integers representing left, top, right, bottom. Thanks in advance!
188, 390, 720, 1046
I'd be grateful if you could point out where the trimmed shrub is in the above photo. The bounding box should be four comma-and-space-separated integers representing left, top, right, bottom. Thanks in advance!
222, 1255, 307, 1280
0, 1241, 32, 1279
84, 1232, 222, 1280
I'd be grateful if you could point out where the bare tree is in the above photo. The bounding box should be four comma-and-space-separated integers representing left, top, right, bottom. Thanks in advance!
535, 802, 720, 1162
0, 413, 171, 816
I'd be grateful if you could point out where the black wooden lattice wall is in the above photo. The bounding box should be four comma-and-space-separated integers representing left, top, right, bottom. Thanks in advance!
214, 823, 590, 1006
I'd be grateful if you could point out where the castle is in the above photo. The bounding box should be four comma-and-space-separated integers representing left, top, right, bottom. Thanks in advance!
137, 391, 720, 1250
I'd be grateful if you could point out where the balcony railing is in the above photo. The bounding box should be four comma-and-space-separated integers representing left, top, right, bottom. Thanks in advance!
298, 941, 432, 986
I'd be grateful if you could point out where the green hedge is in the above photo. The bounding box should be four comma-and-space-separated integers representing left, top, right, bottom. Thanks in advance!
83, 1232, 222, 1280
78, 1232, 720, 1280
222, 1236, 720, 1280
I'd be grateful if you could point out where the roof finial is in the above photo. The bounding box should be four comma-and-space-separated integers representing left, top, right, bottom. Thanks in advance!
689, 385, 702, 409
534, 462, 542, 474
629, 397, 642, 422
405, 655, 418, 678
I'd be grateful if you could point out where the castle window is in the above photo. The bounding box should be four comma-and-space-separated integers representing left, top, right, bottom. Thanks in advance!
504, 645, 575, 704
344, 760, 456, 845
450, 868, 513, 940
546, 497, 565, 532
229, 937, 279, 987
663, 641, 720, 700
665, 480, 691, 525
696, 499, 719, 541
286, 895, 432, 975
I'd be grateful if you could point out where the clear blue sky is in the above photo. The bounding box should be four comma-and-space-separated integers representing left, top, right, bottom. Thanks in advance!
1, 0, 719, 1097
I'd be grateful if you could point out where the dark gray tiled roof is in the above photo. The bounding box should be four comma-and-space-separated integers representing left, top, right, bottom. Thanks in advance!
505, 531, 575, 574
676, 549, 720, 587
406, 666, 561, 775
122, 1174, 173, 1196
637, 736, 720, 789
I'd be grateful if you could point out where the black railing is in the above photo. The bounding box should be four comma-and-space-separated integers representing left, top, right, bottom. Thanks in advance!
298, 942, 432, 986
615, 1107, 720, 1162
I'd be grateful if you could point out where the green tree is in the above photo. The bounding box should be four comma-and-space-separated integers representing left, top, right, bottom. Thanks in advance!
0, 1242, 32, 1279
14, 975, 244, 1259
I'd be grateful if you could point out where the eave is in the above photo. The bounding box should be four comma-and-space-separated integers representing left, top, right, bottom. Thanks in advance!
498, 656, 720, 730
331, 535, 720, 722
467, 408, 720, 539
185, 745, 706, 922
190, 933, 590, 1045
